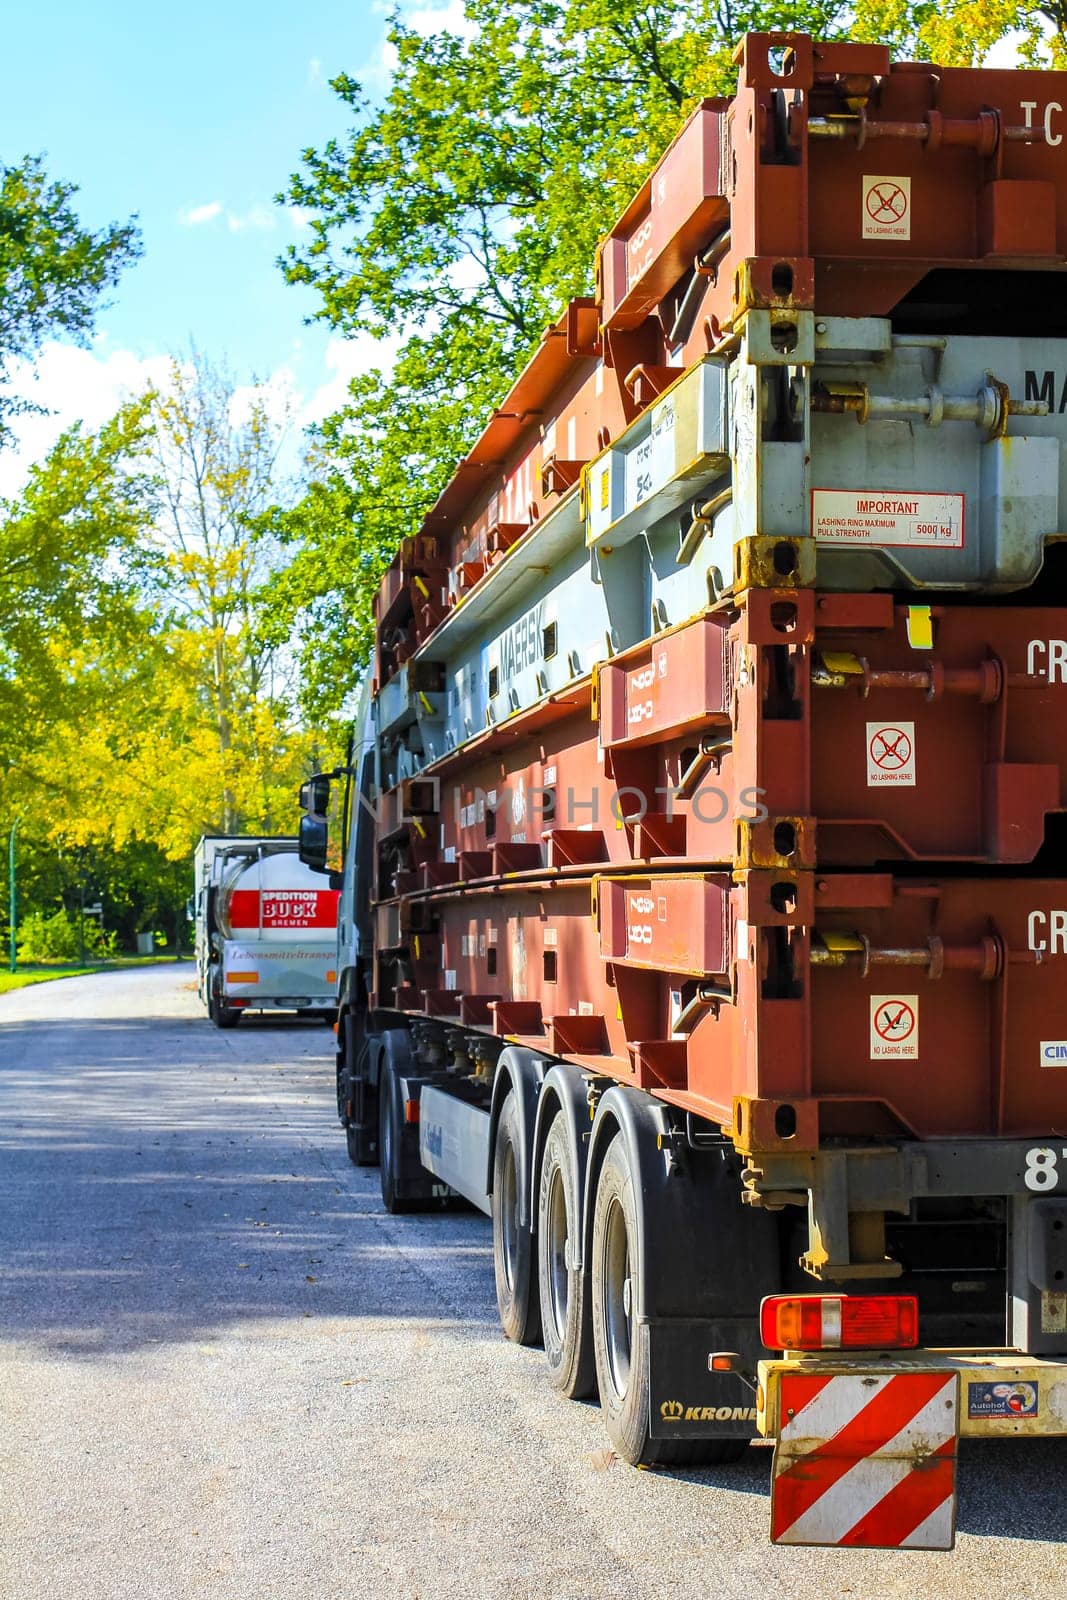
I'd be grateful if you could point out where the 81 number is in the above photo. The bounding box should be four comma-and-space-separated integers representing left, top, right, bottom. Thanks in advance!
1024, 1147, 1067, 1191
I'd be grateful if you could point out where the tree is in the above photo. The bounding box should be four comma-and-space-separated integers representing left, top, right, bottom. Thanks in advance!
267, 0, 1035, 712
0, 399, 156, 770
0, 155, 140, 446
143, 351, 316, 832
0, 363, 341, 956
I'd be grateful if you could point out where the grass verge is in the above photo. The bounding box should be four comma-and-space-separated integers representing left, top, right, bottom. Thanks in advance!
0, 955, 191, 995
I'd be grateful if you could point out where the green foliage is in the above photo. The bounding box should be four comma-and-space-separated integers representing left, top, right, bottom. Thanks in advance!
0, 398, 157, 769
0, 159, 339, 951
16, 907, 116, 963
267, 0, 1038, 712
0, 155, 140, 445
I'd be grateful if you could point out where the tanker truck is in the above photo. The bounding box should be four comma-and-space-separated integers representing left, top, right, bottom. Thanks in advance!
193, 835, 339, 1028
298, 32, 1067, 1549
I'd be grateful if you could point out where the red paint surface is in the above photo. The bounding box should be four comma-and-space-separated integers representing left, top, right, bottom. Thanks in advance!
227, 888, 339, 931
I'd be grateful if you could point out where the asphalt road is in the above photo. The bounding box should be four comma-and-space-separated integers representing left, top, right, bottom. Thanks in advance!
2, 965, 1066, 1599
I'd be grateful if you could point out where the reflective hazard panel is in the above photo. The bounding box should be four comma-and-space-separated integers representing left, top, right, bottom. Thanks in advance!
770, 1371, 959, 1549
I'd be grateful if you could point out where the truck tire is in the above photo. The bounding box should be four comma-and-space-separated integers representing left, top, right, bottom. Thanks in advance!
210, 971, 240, 1030
378, 1059, 413, 1214
338, 1014, 377, 1166
591, 1133, 744, 1467
492, 1092, 541, 1346
537, 1112, 595, 1397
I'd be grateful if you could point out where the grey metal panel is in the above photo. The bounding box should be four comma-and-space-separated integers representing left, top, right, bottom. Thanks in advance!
414, 490, 584, 660
419, 1087, 492, 1215
585, 357, 729, 549
438, 539, 611, 755
808, 328, 1067, 591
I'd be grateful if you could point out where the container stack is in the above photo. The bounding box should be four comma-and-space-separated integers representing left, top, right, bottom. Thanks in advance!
368, 33, 1067, 1365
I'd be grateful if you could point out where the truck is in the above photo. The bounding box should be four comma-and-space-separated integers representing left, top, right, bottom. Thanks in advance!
297, 33, 1067, 1548
193, 834, 339, 1028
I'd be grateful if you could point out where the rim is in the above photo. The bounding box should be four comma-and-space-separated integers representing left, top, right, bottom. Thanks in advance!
500, 1139, 519, 1294
602, 1194, 632, 1399
544, 1161, 569, 1343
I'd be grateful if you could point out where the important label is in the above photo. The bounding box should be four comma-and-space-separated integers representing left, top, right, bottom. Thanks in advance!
862, 175, 911, 240
867, 721, 916, 787
812, 489, 964, 549
871, 994, 919, 1060
1041, 1041, 1067, 1067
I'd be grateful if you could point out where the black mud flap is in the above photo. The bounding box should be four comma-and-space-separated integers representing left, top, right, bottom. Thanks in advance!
646, 1317, 761, 1441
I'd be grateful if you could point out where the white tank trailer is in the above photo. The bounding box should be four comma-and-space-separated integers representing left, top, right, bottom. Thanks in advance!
193, 836, 339, 1028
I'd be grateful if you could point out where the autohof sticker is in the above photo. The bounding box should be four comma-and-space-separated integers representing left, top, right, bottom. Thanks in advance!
870, 995, 919, 1060
967, 1381, 1039, 1420
867, 721, 916, 787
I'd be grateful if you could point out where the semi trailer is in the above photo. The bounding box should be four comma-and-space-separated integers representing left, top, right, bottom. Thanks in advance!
299, 33, 1067, 1548
193, 835, 339, 1028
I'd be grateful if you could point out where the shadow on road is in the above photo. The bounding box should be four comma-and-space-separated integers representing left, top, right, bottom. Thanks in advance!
3, 1005, 1066, 1549
0, 1013, 496, 1360
660, 1423, 1067, 1544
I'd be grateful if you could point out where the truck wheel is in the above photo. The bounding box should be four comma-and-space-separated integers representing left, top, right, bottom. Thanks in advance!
378, 1061, 411, 1214
537, 1113, 594, 1397
591, 1133, 738, 1467
338, 1015, 377, 1167
211, 972, 240, 1030
492, 1092, 541, 1346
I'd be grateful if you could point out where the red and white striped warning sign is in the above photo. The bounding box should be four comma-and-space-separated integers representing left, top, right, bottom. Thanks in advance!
771, 1370, 959, 1548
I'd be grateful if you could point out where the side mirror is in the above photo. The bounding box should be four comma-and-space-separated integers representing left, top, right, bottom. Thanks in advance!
299, 773, 332, 815
185, 897, 194, 922
299, 812, 329, 872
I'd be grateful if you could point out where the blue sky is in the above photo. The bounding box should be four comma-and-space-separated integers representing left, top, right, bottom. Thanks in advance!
0, 0, 459, 489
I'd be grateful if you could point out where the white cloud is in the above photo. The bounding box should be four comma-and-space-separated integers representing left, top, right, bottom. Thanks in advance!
227, 203, 276, 234
406, 0, 475, 39
178, 200, 223, 226
308, 56, 323, 86
302, 332, 401, 425
0, 342, 173, 499
358, 0, 476, 94
286, 205, 316, 231
230, 366, 300, 432
0, 331, 403, 502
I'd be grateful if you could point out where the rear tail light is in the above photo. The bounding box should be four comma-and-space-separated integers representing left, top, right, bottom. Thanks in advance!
404, 1098, 420, 1125
760, 1294, 919, 1352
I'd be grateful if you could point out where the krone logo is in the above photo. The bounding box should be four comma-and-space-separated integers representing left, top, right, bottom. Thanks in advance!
660, 1399, 684, 1421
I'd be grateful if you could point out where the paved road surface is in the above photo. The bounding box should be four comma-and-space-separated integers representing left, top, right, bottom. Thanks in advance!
1, 965, 1065, 1599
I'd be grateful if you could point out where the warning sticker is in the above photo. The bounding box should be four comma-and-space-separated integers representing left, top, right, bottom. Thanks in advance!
863, 175, 911, 241
1042, 1292, 1067, 1334
867, 721, 916, 787
871, 994, 919, 1060
812, 489, 964, 549
967, 1381, 1039, 1420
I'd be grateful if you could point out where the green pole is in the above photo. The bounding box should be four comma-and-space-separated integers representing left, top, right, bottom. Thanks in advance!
8, 818, 18, 975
